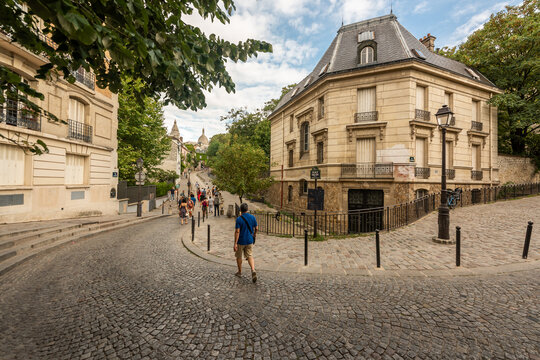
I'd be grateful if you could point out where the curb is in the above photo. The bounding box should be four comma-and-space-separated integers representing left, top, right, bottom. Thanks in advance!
0, 214, 169, 277
181, 229, 540, 278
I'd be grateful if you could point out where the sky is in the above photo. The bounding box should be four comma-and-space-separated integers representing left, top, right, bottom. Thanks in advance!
165, 0, 522, 142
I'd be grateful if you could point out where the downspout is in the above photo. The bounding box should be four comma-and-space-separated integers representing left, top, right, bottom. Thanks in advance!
489, 93, 493, 184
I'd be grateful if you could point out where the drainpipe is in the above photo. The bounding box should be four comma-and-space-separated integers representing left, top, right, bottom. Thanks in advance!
489, 93, 493, 184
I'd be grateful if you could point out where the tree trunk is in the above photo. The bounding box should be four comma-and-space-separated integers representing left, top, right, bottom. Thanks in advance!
510, 128, 526, 154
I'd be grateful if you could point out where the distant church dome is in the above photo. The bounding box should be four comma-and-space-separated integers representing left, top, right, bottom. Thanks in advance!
197, 128, 209, 145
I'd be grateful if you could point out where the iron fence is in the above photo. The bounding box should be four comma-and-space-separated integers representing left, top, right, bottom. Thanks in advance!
471, 170, 483, 180
68, 119, 93, 143
250, 182, 540, 237
471, 121, 483, 131
71, 67, 95, 90
341, 162, 394, 178
117, 181, 157, 211
415, 109, 431, 121
445, 169, 455, 179
354, 111, 378, 122
415, 167, 430, 178
0, 102, 41, 131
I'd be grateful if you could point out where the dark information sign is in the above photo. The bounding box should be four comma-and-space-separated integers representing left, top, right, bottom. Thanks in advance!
308, 188, 324, 211
310, 166, 321, 179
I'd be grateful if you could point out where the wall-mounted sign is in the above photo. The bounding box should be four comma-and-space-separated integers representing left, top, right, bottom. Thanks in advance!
310, 166, 321, 179
112, 171, 118, 178
409, 156, 415, 162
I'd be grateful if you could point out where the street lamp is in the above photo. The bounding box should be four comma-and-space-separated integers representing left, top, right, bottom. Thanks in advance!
435, 105, 453, 242
136, 157, 144, 217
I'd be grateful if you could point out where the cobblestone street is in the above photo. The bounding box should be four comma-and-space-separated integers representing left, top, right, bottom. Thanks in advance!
1, 215, 539, 359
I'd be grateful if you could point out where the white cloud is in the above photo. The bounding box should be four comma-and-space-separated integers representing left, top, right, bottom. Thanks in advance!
447, 2, 509, 46
340, 0, 388, 24
414, 1, 429, 14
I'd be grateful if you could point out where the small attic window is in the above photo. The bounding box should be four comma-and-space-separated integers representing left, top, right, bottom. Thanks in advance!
291, 88, 298, 97
466, 68, 480, 80
411, 48, 426, 59
318, 63, 329, 76
304, 77, 311, 87
358, 31, 374, 42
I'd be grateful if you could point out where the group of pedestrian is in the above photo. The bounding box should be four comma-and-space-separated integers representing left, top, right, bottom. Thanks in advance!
177, 185, 223, 224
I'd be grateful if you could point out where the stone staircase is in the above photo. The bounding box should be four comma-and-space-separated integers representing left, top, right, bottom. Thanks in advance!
0, 214, 167, 276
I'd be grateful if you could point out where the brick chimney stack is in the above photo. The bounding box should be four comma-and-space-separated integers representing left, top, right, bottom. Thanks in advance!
419, 33, 436, 52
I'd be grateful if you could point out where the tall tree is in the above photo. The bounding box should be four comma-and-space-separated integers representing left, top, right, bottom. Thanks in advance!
438, 0, 539, 158
212, 142, 273, 203
117, 78, 170, 182
0, 0, 272, 152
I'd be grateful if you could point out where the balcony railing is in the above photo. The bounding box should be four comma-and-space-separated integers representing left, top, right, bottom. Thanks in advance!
341, 162, 393, 178
471, 121, 483, 131
415, 167, 430, 178
68, 119, 92, 143
0, 101, 41, 131
71, 67, 95, 90
471, 170, 483, 180
445, 168, 455, 179
415, 109, 431, 121
354, 111, 378, 123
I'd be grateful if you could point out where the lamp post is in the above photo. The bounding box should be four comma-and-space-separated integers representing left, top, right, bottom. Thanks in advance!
435, 105, 453, 241
136, 157, 144, 217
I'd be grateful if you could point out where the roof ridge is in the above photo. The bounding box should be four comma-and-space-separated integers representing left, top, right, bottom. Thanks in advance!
338, 14, 397, 33
328, 32, 343, 73
392, 18, 412, 59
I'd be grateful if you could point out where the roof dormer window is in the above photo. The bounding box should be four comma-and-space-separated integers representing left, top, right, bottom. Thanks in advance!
358, 40, 377, 65
358, 31, 374, 42
466, 68, 480, 80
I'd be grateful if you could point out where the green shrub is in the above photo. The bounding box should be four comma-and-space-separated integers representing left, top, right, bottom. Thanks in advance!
155, 182, 172, 197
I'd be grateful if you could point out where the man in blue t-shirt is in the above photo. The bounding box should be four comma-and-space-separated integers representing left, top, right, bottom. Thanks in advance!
234, 203, 258, 283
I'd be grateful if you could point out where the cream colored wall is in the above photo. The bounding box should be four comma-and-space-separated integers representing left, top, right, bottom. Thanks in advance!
0, 37, 119, 223
269, 62, 500, 209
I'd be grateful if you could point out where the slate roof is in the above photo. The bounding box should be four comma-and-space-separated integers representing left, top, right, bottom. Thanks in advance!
272, 14, 496, 115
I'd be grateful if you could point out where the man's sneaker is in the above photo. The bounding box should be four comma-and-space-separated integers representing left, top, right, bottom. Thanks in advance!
251, 271, 257, 283
235, 272, 242, 277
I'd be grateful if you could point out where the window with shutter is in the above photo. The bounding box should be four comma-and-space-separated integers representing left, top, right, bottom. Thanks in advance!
65, 154, 85, 185
0, 144, 25, 185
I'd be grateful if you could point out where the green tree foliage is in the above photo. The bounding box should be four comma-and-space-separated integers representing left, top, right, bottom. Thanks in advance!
0, 0, 272, 152
117, 78, 171, 181
211, 142, 273, 203
150, 168, 179, 183
207, 133, 231, 159
438, 0, 539, 163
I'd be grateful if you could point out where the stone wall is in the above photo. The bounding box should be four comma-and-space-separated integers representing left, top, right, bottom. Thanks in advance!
498, 155, 539, 184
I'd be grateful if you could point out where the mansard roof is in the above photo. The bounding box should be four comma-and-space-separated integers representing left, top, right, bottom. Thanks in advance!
272, 14, 496, 115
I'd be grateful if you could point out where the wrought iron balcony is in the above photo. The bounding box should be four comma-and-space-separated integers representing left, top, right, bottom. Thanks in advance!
415, 109, 431, 121
471, 121, 483, 131
71, 67, 95, 90
354, 111, 378, 123
68, 119, 92, 143
445, 168, 455, 179
341, 162, 393, 178
471, 170, 483, 180
0, 101, 41, 131
415, 167, 430, 178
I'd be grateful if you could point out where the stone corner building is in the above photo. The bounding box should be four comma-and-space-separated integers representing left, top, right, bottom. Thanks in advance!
157, 120, 187, 182
268, 14, 501, 213
0, 31, 118, 223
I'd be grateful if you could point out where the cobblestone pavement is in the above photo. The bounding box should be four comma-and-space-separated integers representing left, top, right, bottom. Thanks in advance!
189, 196, 540, 274
1, 216, 539, 359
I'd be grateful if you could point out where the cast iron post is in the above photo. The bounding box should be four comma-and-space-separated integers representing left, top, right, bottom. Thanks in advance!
438, 126, 450, 240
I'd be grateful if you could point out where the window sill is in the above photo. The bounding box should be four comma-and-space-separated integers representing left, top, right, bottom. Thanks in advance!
66, 185, 90, 189
0, 186, 32, 191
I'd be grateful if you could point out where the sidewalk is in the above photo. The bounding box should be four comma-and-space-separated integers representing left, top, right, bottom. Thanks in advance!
182, 181, 540, 276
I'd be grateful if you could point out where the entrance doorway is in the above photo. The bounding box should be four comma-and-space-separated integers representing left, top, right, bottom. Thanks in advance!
348, 189, 384, 233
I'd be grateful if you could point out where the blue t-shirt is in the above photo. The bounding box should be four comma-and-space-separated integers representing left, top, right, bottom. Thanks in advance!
235, 213, 258, 245
191, 196, 196, 205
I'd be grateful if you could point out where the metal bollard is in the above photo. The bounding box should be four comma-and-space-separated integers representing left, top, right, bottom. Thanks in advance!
191, 218, 195, 242
198, 212, 200, 227
207, 224, 211, 251
456, 226, 461, 267
304, 230, 308, 266
162, 203, 164, 214
522, 221, 534, 259
375, 229, 381, 268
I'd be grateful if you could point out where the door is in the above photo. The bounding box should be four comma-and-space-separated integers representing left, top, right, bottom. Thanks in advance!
348, 189, 384, 233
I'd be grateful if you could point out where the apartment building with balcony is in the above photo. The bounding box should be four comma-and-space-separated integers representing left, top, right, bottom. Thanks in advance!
268, 14, 500, 213
0, 31, 119, 223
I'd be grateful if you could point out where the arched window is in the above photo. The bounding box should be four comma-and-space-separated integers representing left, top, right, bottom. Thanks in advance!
300, 122, 309, 154
299, 179, 308, 195
360, 46, 374, 64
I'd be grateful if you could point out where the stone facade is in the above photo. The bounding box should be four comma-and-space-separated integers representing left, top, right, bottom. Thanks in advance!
0, 33, 118, 223
268, 15, 501, 213
157, 120, 188, 182
497, 154, 539, 184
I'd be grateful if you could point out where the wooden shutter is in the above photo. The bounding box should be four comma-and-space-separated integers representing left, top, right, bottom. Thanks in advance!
65, 154, 85, 185
356, 138, 375, 163
416, 138, 425, 167
357, 88, 376, 112
416, 86, 425, 110
472, 101, 478, 122
69, 98, 85, 123
445, 141, 453, 168
0, 144, 24, 185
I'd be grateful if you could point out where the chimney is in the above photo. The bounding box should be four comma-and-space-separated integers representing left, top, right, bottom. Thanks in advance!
419, 33, 436, 52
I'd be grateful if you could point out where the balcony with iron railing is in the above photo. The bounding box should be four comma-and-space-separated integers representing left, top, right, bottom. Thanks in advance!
341, 162, 393, 178
445, 168, 455, 180
415, 167, 430, 179
471, 170, 483, 180
0, 101, 41, 131
68, 119, 92, 143
415, 109, 431, 122
70, 67, 95, 90
354, 111, 378, 123
471, 121, 483, 131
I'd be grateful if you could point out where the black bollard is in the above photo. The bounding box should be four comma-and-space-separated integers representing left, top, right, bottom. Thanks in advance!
304, 230, 308, 266
191, 218, 195, 242
456, 226, 461, 267
207, 224, 211, 251
522, 221, 534, 259
198, 212, 200, 227
375, 229, 381, 268
162, 203, 164, 214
